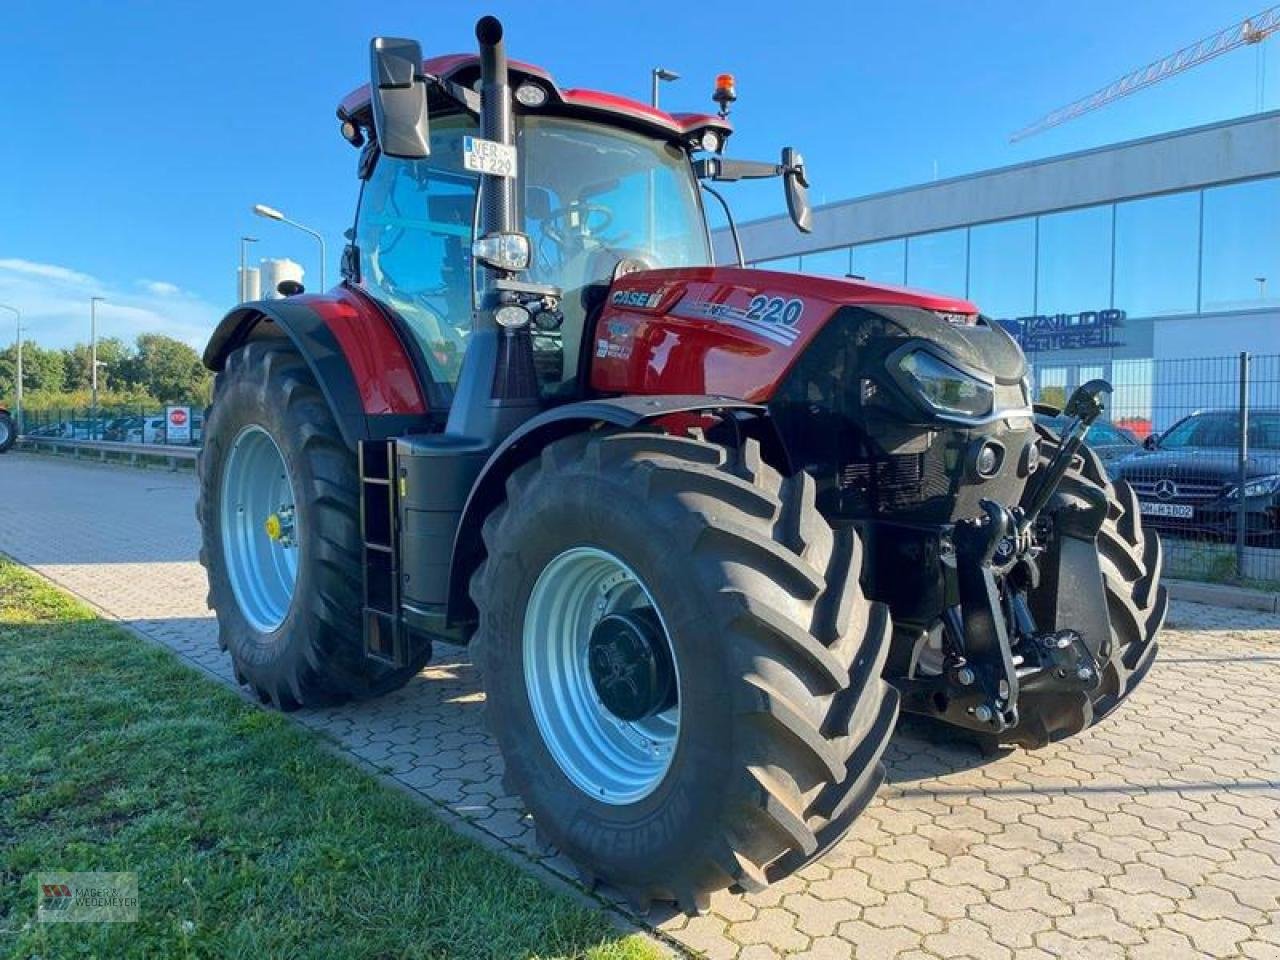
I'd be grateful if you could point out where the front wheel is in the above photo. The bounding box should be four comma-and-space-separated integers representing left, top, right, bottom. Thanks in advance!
471, 432, 899, 913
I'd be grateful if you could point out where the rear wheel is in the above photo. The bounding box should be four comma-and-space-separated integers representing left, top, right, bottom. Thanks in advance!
0, 411, 14, 453
472, 431, 899, 912
198, 341, 429, 708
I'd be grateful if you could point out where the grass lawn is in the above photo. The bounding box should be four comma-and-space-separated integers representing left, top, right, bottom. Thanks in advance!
0, 559, 660, 960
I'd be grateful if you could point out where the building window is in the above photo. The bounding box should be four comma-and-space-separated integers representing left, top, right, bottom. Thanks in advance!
968, 218, 1036, 321
907, 229, 967, 298
1201, 176, 1280, 313
1114, 191, 1199, 318
800, 247, 852, 277
1035, 366, 1069, 409
851, 238, 905, 285
754, 256, 801, 271
1036, 205, 1114, 315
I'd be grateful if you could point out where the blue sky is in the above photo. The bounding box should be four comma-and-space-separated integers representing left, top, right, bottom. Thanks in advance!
1, 0, 1275, 349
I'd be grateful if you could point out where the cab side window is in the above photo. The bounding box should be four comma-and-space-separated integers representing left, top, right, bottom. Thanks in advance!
356, 117, 479, 393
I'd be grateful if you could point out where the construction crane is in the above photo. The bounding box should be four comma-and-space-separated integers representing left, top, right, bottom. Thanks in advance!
1011, 5, 1280, 142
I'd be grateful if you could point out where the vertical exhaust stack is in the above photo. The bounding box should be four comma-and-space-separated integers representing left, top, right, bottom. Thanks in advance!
445, 14, 541, 442
475, 15, 517, 248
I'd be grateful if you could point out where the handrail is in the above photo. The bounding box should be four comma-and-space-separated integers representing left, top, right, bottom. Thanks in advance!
20, 435, 198, 467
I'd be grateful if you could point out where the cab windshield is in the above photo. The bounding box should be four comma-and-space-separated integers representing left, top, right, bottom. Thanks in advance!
519, 116, 709, 393
520, 115, 710, 287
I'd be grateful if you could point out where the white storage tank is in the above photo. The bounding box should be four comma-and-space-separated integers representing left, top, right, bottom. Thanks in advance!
238, 266, 261, 303
260, 258, 305, 299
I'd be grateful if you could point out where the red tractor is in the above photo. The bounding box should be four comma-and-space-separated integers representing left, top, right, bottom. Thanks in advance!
0, 405, 14, 453
198, 17, 1164, 912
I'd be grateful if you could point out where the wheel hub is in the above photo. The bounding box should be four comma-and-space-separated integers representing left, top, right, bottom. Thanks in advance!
523, 546, 681, 805
588, 609, 676, 722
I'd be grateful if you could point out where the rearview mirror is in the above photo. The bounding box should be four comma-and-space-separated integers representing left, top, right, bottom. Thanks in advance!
782, 147, 812, 234
370, 37, 431, 159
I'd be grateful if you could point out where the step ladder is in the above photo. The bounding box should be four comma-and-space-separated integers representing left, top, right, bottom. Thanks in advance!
359, 439, 407, 667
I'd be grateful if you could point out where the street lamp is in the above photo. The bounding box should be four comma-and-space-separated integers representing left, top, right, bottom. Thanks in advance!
239, 236, 259, 302
0, 303, 20, 430
651, 67, 680, 108
252, 204, 326, 292
90, 296, 105, 436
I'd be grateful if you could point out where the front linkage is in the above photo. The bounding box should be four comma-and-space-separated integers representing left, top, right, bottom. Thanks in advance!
900, 380, 1114, 738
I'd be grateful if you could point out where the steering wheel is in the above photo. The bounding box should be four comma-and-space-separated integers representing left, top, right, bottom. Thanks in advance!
542, 203, 615, 249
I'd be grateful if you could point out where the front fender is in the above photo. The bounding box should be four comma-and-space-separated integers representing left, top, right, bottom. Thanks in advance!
446, 394, 781, 627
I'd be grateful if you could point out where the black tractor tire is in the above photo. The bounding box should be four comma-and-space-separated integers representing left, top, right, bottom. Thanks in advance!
471, 431, 899, 913
0, 410, 14, 453
1001, 426, 1167, 748
197, 341, 429, 709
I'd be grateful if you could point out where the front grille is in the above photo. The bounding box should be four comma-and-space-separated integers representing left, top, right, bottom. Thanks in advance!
1128, 479, 1227, 504
838, 455, 922, 491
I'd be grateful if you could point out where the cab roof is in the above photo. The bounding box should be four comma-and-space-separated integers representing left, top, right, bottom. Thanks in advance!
337, 53, 732, 145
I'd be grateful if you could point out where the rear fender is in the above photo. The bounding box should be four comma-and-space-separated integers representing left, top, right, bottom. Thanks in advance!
446, 395, 783, 628
203, 289, 432, 447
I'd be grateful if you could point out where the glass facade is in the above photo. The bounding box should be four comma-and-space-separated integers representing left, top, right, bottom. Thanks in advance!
851, 239, 906, 285
752, 173, 1279, 325
968, 218, 1036, 321
1201, 177, 1280, 313
907, 229, 967, 297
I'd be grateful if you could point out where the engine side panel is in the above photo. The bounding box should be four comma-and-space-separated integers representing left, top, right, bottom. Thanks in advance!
590, 266, 976, 402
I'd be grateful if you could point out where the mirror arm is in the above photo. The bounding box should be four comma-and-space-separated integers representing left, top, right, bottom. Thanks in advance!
694, 157, 785, 182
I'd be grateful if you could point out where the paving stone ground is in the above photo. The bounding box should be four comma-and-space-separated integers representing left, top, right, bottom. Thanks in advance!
3, 450, 1279, 959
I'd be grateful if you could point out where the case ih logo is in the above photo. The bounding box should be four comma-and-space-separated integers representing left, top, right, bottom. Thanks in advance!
169, 408, 189, 426
41, 883, 74, 911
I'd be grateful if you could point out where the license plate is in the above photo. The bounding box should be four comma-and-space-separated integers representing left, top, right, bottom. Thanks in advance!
463, 136, 517, 178
1139, 501, 1193, 519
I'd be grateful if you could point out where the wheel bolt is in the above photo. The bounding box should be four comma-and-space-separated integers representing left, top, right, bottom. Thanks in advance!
956, 667, 975, 686
974, 704, 993, 723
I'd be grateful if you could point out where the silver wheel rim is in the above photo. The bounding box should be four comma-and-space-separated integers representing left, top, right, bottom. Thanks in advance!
220, 425, 299, 633
523, 546, 680, 805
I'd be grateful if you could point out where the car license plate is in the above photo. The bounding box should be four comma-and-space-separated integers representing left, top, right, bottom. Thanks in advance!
1139, 501, 1193, 519
463, 136, 517, 178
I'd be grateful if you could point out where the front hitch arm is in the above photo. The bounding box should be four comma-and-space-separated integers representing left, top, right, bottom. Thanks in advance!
1018, 378, 1112, 535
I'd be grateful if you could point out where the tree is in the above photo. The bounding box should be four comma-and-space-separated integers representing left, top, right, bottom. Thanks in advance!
61, 337, 130, 393
0, 342, 66, 399
125, 333, 211, 404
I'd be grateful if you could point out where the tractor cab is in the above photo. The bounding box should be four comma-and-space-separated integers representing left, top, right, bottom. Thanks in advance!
337, 46, 807, 410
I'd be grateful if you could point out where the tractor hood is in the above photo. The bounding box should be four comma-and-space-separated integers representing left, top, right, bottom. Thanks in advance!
589, 265, 1025, 404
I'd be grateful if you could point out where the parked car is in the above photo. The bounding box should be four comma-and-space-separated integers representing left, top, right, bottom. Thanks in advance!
1112, 408, 1280, 545
1036, 412, 1139, 467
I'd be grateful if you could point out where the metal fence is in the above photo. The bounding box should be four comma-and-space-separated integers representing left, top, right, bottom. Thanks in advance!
12, 357, 1280, 590
1030, 353, 1280, 589
19, 402, 204, 448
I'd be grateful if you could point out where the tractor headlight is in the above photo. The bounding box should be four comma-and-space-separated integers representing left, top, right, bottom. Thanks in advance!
473, 232, 531, 272
897, 350, 993, 419
1225, 474, 1280, 500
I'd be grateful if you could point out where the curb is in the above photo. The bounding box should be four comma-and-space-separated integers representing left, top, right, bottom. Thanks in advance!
1166, 577, 1280, 613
